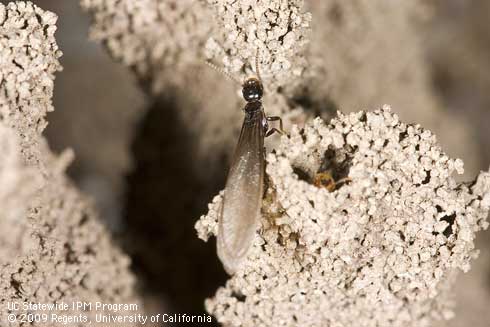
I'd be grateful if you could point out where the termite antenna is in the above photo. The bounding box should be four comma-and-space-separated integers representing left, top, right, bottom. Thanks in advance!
205, 60, 242, 86
255, 48, 262, 82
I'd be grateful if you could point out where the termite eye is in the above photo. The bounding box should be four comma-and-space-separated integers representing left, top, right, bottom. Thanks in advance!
242, 78, 263, 102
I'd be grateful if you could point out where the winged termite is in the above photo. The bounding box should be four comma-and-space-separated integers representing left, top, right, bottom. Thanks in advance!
210, 53, 283, 274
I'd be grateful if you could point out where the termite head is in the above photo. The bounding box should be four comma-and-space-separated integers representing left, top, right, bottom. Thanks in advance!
242, 77, 263, 102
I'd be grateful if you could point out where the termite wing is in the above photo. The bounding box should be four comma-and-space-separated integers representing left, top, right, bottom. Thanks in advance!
217, 99, 266, 275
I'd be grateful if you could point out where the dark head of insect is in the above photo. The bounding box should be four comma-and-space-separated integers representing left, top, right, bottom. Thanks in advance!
242, 77, 263, 102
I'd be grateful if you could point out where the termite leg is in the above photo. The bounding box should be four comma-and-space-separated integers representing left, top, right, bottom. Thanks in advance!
266, 127, 283, 137
335, 177, 352, 186
266, 116, 286, 135
267, 116, 283, 130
